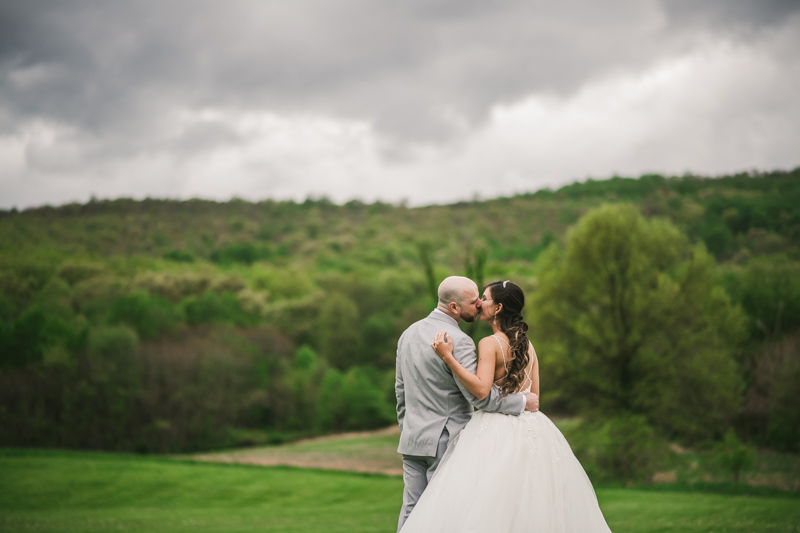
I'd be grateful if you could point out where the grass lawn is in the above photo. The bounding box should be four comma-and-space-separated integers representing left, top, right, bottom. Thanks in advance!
2, 449, 799, 533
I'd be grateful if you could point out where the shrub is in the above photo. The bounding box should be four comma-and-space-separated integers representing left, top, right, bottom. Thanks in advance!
564, 415, 673, 484
714, 430, 755, 482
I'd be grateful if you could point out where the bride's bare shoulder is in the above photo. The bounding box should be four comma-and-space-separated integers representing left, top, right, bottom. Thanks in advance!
477, 336, 497, 348
478, 336, 501, 352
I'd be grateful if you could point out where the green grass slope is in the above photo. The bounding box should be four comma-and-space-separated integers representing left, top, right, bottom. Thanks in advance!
2, 450, 799, 533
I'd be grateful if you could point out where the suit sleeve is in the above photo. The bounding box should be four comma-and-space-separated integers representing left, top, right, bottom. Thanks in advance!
395, 334, 406, 431
452, 333, 525, 415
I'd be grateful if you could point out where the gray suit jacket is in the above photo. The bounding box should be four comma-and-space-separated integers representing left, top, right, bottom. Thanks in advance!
395, 309, 525, 457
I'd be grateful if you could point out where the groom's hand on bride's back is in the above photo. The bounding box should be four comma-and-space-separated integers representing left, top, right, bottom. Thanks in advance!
524, 393, 539, 412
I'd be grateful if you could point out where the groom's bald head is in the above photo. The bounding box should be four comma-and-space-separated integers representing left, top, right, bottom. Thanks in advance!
437, 276, 481, 323
437, 276, 476, 307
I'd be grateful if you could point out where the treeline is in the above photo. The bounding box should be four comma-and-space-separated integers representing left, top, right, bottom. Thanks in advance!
1, 169, 799, 462
0, 266, 417, 451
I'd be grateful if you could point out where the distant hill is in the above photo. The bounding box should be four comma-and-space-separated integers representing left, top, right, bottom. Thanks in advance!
2, 168, 798, 268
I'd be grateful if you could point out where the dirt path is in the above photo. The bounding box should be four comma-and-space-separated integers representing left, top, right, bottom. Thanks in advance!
187, 426, 404, 476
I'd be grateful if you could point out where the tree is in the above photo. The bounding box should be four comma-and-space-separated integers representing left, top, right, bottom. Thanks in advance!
318, 292, 361, 369
722, 258, 800, 342
715, 430, 755, 482
531, 204, 746, 441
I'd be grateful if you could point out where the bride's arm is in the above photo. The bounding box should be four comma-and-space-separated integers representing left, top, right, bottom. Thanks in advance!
432, 331, 495, 400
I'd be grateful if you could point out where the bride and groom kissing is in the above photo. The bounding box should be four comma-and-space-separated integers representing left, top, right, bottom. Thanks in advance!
395, 276, 612, 532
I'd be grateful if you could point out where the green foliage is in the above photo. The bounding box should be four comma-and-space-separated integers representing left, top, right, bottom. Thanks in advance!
417, 243, 438, 306
532, 204, 745, 441
722, 258, 800, 342
564, 415, 673, 483
108, 291, 183, 340
88, 324, 139, 359
57, 261, 106, 285
182, 291, 260, 326
766, 351, 800, 452
700, 221, 734, 256
316, 367, 395, 432
1, 169, 799, 453
210, 242, 273, 265
294, 345, 318, 370
714, 430, 755, 482
318, 292, 362, 369
0, 308, 85, 369
316, 369, 347, 431
163, 249, 195, 263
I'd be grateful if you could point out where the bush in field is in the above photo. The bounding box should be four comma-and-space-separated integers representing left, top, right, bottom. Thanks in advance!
108, 291, 183, 340
714, 430, 755, 482
563, 415, 672, 483
532, 204, 746, 442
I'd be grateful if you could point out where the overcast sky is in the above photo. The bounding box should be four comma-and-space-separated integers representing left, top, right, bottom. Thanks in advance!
1, 0, 799, 209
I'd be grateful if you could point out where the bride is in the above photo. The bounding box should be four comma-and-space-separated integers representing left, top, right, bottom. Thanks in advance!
399, 280, 612, 532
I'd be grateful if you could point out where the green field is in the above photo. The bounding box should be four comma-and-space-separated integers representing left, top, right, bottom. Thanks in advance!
2, 449, 799, 533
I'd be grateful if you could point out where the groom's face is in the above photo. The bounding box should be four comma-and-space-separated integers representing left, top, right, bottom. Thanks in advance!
457, 286, 482, 323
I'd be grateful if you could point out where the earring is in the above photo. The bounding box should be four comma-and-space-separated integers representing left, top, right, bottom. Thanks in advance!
493, 313, 497, 325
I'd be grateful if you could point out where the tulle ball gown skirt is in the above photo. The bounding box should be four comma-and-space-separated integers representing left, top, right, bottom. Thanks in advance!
400, 411, 613, 533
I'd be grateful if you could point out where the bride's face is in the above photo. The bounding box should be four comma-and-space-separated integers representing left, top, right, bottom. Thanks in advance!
479, 287, 500, 322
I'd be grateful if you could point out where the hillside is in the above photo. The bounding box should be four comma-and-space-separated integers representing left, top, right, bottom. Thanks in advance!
1, 168, 799, 459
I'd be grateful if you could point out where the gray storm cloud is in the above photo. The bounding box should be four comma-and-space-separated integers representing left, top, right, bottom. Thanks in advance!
0, 0, 798, 208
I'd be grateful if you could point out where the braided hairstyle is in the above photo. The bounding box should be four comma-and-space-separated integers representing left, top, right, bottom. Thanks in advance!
485, 280, 530, 396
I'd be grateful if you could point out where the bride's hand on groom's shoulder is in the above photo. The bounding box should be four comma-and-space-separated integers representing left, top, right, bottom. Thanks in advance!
431, 331, 454, 362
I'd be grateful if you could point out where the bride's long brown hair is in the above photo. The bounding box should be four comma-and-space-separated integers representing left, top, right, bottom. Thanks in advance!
485, 280, 530, 396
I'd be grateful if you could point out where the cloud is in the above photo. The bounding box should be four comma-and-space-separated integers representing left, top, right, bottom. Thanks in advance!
0, 1, 798, 208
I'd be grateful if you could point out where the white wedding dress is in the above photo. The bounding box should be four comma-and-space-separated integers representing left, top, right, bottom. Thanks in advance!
400, 338, 612, 533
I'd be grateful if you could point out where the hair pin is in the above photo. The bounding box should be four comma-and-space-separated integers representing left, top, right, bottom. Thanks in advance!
503, 280, 509, 288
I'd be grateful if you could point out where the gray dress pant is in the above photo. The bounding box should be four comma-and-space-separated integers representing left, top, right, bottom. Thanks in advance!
397, 427, 450, 532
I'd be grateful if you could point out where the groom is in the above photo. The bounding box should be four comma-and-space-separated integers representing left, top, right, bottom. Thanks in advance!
395, 276, 539, 531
